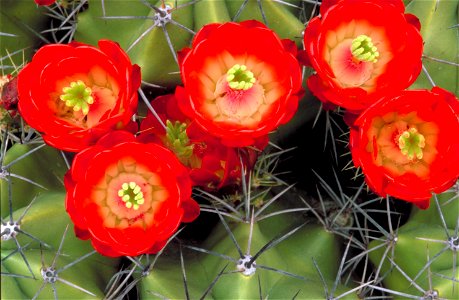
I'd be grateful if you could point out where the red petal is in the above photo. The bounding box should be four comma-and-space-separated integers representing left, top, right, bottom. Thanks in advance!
181, 198, 200, 223
96, 130, 136, 148
34, 0, 55, 6
178, 48, 191, 69
297, 50, 311, 67
146, 240, 168, 254
239, 19, 267, 29
281, 39, 297, 57
90, 238, 123, 257
320, 0, 340, 16
191, 23, 221, 48
405, 13, 421, 31
74, 226, 91, 240
413, 199, 430, 210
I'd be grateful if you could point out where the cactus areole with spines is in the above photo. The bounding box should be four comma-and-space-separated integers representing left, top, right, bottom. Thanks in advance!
236, 255, 257, 276
0, 221, 20, 241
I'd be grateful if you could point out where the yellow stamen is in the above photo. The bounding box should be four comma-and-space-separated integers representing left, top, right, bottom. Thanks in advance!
59, 80, 94, 115
118, 181, 145, 210
226, 64, 256, 91
398, 127, 426, 160
351, 35, 379, 63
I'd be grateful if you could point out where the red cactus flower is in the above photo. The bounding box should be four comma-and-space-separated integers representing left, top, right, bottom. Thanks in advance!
1, 75, 18, 115
65, 130, 199, 257
177, 20, 303, 147
139, 93, 266, 190
34, 0, 55, 5
349, 87, 459, 209
303, 0, 423, 112
1, 75, 21, 128
17, 40, 140, 152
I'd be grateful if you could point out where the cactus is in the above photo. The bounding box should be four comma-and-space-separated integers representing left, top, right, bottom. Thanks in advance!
0, 0, 49, 70
0, 143, 67, 217
368, 190, 459, 299
1, 0, 458, 299
406, 0, 459, 94
74, 0, 305, 87
1, 192, 119, 299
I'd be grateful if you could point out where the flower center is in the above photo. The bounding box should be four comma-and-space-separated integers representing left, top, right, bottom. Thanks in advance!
351, 35, 379, 63
59, 80, 94, 115
117, 181, 145, 210
398, 127, 426, 160
226, 64, 256, 90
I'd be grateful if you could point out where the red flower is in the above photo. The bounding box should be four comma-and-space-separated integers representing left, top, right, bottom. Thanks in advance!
139, 93, 265, 190
349, 87, 459, 209
1, 75, 18, 115
17, 40, 140, 152
35, 0, 55, 5
65, 131, 199, 257
177, 20, 303, 147
303, 0, 423, 112
1, 75, 20, 128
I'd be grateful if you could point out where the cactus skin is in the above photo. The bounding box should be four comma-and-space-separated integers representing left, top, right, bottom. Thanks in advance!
202, 222, 355, 299
1, 192, 120, 299
406, 0, 459, 95
369, 190, 459, 299
137, 254, 209, 299
0, 0, 49, 70
0, 143, 67, 218
225, 0, 305, 46
2, 250, 110, 299
2, 193, 84, 253
193, 0, 231, 30
1, 274, 27, 299
75, 0, 306, 87
75, 0, 194, 86
1, 143, 117, 299
73, 0, 148, 47
127, 0, 195, 86
138, 211, 359, 299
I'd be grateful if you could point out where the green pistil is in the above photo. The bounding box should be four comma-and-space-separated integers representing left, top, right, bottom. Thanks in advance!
118, 182, 144, 210
351, 35, 379, 63
398, 128, 426, 160
226, 64, 256, 90
59, 80, 94, 115
166, 120, 193, 162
